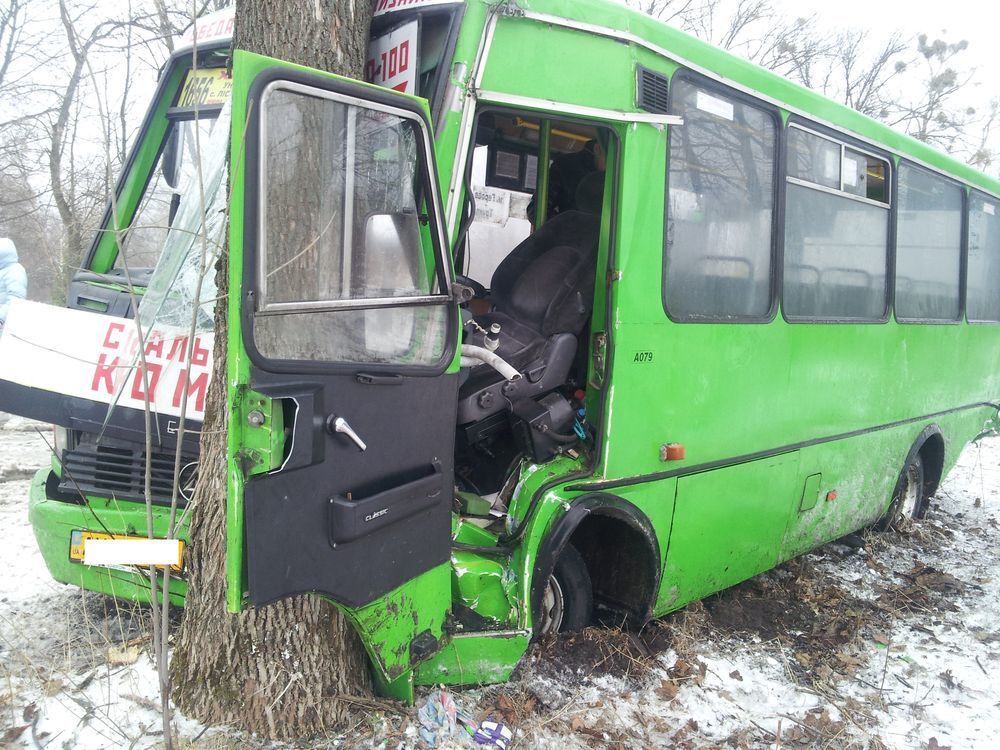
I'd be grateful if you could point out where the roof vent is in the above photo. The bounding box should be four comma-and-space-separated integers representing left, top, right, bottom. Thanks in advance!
637, 66, 670, 114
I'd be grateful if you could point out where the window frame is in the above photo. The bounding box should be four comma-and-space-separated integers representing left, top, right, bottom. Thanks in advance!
255, 79, 451, 316
241, 68, 457, 377
780, 118, 894, 324
457, 103, 622, 279
893, 160, 967, 325
662, 69, 783, 324
966, 188, 1000, 325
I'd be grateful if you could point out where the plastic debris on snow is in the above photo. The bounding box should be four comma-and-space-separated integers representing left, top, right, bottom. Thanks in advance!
472, 718, 514, 748
418, 689, 460, 747
417, 689, 515, 749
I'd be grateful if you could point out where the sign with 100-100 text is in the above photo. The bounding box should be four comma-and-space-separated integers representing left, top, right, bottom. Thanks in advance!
367, 19, 419, 94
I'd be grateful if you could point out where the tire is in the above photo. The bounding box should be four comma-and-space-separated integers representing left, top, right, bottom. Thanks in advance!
879, 454, 926, 530
534, 543, 593, 637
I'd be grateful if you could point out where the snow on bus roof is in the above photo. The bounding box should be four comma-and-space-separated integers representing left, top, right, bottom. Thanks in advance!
176, 6, 235, 52
375, 0, 463, 17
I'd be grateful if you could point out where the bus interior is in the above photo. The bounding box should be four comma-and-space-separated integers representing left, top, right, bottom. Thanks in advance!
452, 112, 613, 510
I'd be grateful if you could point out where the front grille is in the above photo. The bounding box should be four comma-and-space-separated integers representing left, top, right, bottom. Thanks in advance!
59, 444, 193, 505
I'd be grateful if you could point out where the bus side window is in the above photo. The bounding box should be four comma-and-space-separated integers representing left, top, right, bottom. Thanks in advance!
895, 164, 963, 322
664, 79, 776, 321
783, 127, 890, 321
967, 192, 1000, 323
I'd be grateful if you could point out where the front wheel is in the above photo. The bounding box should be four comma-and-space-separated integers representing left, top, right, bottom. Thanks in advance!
534, 544, 592, 637
878, 454, 926, 530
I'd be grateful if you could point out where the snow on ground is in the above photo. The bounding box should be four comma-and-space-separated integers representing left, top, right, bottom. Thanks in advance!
0, 416, 997, 749
0, 418, 206, 749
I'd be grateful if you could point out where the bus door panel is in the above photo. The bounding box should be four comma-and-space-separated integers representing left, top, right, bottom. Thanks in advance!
231, 52, 459, 609
662, 452, 800, 604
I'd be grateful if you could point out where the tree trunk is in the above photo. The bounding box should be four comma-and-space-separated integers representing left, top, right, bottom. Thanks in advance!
171, 0, 377, 739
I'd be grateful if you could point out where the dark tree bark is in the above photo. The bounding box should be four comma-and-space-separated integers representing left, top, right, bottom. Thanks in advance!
171, 0, 377, 739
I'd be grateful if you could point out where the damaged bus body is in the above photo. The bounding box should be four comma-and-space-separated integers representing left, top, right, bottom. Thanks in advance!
1, 0, 999, 700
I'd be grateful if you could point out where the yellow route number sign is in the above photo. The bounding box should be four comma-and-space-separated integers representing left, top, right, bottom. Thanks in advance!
177, 68, 232, 108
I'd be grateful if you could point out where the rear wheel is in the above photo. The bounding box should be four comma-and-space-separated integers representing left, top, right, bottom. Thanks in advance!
879, 454, 926, 530
535, 544, 592, 636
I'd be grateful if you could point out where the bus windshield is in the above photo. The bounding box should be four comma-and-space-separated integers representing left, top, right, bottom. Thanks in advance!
135, 100, 230, 334
112, 64, 232, 275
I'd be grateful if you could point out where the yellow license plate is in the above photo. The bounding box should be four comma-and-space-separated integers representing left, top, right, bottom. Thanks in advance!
177, 68, 232, 108
69, 530, 184, 572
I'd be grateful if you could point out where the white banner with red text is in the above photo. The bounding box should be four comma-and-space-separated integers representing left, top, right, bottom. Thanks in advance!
0, 299, 212, 421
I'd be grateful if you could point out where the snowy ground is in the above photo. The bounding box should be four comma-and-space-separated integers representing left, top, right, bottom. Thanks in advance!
0, 417, 997, 749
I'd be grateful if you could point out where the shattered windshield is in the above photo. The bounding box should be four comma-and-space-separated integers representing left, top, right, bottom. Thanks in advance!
115, 115, 222, 271
136, 100, 230, 333
97, 100, 229, 426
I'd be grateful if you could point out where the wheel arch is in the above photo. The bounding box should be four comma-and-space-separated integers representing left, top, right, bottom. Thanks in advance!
529, 493, 661, 629
896, 424, 946, 509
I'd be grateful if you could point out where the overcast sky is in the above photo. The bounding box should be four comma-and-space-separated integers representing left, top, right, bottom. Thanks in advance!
778, 0, 1000, 92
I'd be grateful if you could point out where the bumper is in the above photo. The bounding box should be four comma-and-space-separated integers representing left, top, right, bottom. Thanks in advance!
28, 469, 187, 607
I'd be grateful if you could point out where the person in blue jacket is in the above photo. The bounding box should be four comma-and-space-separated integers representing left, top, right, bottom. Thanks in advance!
0, 237, 27, 329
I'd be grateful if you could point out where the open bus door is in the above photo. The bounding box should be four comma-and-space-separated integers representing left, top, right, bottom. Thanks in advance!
227, 51, 460, 615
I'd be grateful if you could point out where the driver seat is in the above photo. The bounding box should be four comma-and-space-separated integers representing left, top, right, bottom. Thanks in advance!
457, 172, 604, 424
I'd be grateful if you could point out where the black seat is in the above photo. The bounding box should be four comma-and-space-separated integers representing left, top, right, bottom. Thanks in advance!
457, 172, 604, 424
476, 212, 599, 359
473, 171, 605, 362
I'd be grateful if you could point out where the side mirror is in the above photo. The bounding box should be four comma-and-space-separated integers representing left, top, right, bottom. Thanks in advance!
161, 126, 181, 189
364, 213, 424, 295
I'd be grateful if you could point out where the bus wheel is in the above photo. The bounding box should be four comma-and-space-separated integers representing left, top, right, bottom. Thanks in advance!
535, 544, 592, 636
881, 454, 926, 530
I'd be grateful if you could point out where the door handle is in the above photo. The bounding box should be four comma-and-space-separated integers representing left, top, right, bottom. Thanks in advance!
326, 415, 367, 451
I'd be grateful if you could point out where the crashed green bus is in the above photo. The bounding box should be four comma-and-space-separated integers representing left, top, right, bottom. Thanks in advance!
1, 0, 998, 701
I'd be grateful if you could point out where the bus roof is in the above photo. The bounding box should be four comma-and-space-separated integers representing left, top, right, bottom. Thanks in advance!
517, 0, 1000, 197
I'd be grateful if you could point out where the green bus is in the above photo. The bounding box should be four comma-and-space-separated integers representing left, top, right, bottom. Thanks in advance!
2, 0, 998, 701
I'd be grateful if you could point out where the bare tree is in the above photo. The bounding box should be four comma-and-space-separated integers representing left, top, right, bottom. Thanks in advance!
630, 0, 999, 170
0, 0, 26, 94
831, 30, 908, 119
887, 34, 975, 151
47, 0, 119, 301
965, 97, 999, 173
628, 0, 711, 28
171, 0, 379, 739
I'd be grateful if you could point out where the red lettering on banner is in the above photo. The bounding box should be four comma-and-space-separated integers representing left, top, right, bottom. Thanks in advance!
376, 0, 443, 13
91, 353, 120, 394
167, 336, 189, 363
191, 336, 210, 367
130, 363, 162, 402
144, 332, 165, 358
172, 371, 209, 414
399, 40, 409, 72
104, 322, 125, 349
